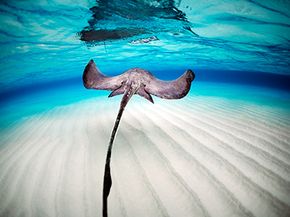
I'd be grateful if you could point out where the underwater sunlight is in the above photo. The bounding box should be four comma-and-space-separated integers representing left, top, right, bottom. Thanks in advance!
0, 1, 290, 217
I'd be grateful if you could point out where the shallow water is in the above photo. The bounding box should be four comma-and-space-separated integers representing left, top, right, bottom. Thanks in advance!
1, 0, 290, 122
1, 0, 290, 90
0, 1, 290, 217
0, 81, 290, 131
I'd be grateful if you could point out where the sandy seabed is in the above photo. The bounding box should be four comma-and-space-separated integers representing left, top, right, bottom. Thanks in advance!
0, 95, 290, 217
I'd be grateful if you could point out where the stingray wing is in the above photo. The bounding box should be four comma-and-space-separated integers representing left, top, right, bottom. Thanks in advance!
145, 70, 195, 99
83, 59, 126, 92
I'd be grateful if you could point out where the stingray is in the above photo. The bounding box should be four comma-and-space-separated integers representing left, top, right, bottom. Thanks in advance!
83, 59, 195, 217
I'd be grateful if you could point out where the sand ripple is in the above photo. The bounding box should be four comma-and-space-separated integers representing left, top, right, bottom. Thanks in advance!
0, 96, 290, 217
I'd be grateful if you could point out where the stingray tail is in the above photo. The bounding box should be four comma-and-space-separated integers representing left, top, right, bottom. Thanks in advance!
102, 89, 134, 217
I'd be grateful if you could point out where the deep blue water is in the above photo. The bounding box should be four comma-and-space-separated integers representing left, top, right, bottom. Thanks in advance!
0, 0, 290, 129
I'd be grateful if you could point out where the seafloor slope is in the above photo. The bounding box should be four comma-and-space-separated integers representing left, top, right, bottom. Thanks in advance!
0, 84, 289, 217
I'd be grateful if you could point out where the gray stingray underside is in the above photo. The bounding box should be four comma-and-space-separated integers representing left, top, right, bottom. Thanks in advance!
83, 59, 195, 103
82, 59, 195, 217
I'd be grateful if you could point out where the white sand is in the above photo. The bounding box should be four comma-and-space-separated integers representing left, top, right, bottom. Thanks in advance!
0, 95, 290, 217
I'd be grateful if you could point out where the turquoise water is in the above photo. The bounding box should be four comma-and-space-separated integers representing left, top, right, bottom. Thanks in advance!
1, 81, 289, 130
1, 2, 290, 216
0, 0, 290, 129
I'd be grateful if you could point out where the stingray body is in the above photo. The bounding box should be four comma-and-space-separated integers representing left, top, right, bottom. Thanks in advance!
83, 59, 195, 217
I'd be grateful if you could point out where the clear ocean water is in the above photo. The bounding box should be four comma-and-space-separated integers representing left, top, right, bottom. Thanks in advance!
1, 2, 290, 217
0, 0, 290, 129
